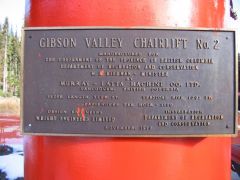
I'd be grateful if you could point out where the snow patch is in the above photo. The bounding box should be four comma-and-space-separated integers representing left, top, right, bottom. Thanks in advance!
0, 144, 24, 180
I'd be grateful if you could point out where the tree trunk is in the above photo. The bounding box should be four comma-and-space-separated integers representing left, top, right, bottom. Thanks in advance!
3, 32, 8, 93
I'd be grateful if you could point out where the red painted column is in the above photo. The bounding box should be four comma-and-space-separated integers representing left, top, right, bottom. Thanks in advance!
24, 1, 231, 180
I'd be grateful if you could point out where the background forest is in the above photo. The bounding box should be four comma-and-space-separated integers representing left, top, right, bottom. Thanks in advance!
0, 17, 21, 97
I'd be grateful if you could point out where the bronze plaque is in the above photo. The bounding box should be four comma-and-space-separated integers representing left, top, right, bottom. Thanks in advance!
22, 28, 237, 136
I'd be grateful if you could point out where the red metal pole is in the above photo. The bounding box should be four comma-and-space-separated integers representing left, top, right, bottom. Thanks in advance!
24, 0, 231, 179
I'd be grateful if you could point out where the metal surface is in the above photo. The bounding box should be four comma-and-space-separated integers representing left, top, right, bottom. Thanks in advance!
22, 28, 237, 136
24, 0, 232, 180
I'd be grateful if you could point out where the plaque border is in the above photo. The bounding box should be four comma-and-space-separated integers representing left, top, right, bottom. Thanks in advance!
21, 27, 238, 137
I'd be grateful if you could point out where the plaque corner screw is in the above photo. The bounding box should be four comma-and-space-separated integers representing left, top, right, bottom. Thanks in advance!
225, 37, 228, 40
28, 35, 32, 39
